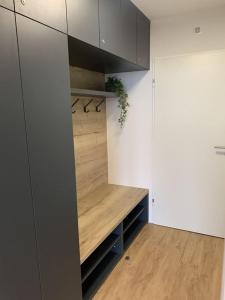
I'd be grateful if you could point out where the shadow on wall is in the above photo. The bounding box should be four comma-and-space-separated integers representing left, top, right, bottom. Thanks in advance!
106, 70, 150, 134
106, 70, 153, 220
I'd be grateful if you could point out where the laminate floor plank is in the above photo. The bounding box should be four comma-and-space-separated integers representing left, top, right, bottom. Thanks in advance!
94, 224, 224, 300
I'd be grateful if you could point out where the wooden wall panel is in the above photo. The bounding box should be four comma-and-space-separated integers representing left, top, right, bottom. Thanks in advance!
70, 66, 105, 91
70, 66, 108, 200
72, 97, 108, 200
72, 98, 106, 135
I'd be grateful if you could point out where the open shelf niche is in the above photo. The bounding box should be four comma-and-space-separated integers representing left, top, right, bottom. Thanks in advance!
69, 66, 149, 300
81, 224, 122, 299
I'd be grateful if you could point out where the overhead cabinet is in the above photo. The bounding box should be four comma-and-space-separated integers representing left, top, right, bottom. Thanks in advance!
67, 0, 99, 48
14, 0, 67, 33
99, 0, 137, 63
137, 10, 150, 69
16, 14, 82, 300
0, 0, 14, 10
99, 0, 122, 58
68, 0, 150, 72
0, 7, 41, 300
120, 0, 137, 63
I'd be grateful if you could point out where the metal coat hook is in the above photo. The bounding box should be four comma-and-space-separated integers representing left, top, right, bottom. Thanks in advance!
72, 98, 80, 114
84, 99, 93, 113
96, 99, 105, 112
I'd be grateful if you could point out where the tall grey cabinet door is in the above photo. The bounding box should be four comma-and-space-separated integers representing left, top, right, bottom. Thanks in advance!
15, 0, 67, 33
16, 15, 82, 300
137, 10, 150, 69
99, 0, 122, 57
121, 0, 137, 63
0, 0, 14, 10
67, 0, 99, 47
0, 7, 41, 300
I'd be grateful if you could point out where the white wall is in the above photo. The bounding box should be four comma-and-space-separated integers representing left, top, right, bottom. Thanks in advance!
106, 5, 225, 223
106, 71, 153, 219
151, 6, 225, 57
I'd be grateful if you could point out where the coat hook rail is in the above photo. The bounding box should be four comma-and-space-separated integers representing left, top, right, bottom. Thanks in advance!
72, 98, 80, 114
96, 99, 105, 112
84, 99, 93, 113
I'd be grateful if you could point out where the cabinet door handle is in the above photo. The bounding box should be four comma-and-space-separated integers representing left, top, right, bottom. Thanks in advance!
214, 146, 225, 150
21, 0, 26, 5
101, 39, 106, 44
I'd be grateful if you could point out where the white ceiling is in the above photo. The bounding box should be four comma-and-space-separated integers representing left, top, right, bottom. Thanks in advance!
131, 0, 225, 19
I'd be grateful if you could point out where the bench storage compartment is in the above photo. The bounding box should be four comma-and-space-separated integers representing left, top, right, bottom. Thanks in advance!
78, 186, 149, 299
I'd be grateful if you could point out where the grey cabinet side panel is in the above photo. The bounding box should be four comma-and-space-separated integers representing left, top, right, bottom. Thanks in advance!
121, 0, 137, 63
15, 0, 67, 33
0, 0, 14, 10
67, 0, 99, 47
0, 8, 42, 300
16, 15, 82, 300
137, 11, 150, 69
99, 0, 122, 57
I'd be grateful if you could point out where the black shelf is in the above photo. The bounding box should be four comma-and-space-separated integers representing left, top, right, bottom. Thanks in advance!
123, 205, 145, 233
81, 194, 149, 299
124, 219, 145, 251
81, 234, 120, 283
71, 88, 117, 98
82, 251, 120, 300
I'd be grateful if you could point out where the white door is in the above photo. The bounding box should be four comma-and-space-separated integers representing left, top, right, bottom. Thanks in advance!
153, 51, 225, 238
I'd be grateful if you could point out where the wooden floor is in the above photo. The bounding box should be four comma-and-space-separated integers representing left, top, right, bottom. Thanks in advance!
94, 224, 224, 300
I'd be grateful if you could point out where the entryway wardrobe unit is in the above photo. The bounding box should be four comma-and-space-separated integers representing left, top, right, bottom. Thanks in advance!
0, 1, 150, 300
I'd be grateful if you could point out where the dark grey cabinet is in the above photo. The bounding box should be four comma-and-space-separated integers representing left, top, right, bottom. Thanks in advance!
121, 0, 137, 63
99, 0, 149, 66
67, 0, 150, 71
137, 10, 150, 69
14, 0, 67, 33
16, 14, 82, 300
0, 7, 41, 300
99, 0, 122, 58
67, 0, 99, 48
0, 0, 14, 10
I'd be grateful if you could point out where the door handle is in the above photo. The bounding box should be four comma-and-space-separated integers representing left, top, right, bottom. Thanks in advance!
214, 146, 225, 150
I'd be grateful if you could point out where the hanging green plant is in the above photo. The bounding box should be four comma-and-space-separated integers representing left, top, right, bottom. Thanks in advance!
105, 76, 129, 128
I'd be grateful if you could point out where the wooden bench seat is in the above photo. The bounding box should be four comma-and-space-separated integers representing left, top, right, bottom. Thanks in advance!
77, 183, 148, 264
